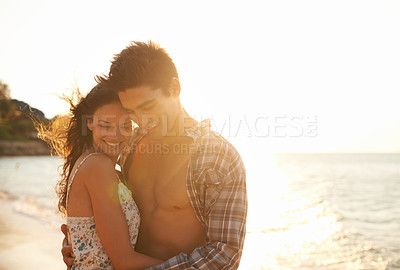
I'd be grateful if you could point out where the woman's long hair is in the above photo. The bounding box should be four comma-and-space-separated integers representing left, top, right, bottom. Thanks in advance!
37, 85, 121, 216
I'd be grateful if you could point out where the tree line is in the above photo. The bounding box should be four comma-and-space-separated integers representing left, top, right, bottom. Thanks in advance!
0, 80, 50, 140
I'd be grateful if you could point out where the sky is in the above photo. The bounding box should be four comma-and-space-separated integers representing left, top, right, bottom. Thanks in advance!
0, 0, 399, 153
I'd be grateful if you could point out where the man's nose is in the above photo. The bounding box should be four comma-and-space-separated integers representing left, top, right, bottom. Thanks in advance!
129, 113, 139, 125
141, 114, 159, 129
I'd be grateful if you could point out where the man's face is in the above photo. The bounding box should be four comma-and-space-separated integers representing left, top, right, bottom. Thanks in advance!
118, 85, 180, 140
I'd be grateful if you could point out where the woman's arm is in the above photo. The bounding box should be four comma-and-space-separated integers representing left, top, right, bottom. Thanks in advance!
81, 154, 162, 270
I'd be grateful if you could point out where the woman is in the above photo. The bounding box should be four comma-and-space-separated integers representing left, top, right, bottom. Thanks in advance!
38, 85, 162, 269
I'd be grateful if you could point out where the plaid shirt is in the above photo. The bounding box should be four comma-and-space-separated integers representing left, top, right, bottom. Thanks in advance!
117, 119, 247, 270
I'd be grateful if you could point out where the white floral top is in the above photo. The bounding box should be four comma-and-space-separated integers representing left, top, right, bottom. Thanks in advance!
66, 153, 140, 270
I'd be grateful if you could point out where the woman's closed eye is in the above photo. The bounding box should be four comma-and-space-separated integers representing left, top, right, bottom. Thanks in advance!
98, 124, 112, 130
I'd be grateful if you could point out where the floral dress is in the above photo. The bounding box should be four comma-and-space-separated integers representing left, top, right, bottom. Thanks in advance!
66, 153, 140, 269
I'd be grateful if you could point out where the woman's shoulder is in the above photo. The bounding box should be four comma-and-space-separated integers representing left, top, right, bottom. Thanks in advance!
75, 153, 116, 183
82, 152, 113, 165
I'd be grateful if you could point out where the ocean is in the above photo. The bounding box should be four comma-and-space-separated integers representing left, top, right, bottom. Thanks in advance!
0, 154, 399, 269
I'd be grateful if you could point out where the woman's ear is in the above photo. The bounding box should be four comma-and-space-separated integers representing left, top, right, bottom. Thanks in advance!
87, 117, 94, 131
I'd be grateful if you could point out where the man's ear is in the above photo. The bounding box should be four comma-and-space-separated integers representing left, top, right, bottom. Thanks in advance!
169, 77, 181, 97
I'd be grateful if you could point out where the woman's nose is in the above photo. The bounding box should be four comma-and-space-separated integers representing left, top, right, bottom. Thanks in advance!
102, 127, 118, 137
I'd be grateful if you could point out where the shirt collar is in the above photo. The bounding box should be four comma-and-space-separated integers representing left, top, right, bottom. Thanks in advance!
184, 119, 211, 141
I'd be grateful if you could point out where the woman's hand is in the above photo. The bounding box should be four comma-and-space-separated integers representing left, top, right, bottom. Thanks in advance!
61, 224, 75, 270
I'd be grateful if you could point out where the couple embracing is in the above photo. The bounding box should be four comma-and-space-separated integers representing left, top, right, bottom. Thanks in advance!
41, 41, 247, 270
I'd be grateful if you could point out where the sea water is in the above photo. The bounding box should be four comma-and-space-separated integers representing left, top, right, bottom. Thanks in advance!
241, 153, 399, 269
0, 154, 399, 269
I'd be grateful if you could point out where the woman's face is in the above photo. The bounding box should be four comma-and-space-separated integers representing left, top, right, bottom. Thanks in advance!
87, 102, 132, 160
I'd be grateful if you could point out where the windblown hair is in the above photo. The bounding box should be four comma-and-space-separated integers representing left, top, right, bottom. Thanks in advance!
37, 85, 120, 216
96, 41, 178, 96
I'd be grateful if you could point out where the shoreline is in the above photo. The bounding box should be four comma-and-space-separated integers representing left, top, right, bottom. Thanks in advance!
0, 140, 51, 156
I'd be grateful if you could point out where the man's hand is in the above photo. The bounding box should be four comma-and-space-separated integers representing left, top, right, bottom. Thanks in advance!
61, 224, 75, 270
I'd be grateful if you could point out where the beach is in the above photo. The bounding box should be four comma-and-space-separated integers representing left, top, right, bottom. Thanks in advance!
0, 198, 64, 270
0, 156, 64, 270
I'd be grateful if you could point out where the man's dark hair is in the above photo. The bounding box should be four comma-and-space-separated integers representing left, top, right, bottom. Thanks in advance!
97, 41, 179, 96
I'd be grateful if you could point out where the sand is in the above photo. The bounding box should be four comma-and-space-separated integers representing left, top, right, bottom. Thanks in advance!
0, 199, 65, 270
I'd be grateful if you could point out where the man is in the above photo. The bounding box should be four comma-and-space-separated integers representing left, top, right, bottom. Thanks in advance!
62, 41, 247, 269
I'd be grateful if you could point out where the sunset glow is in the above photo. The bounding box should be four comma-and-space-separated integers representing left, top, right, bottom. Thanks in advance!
1, 0, 399, 154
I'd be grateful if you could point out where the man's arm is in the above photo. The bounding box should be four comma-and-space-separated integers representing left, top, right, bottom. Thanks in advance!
61, 224, 74, 270
148, 146, 248, 270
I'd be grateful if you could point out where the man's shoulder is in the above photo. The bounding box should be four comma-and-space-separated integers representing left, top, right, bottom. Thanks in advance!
193, 129, 237, 156
190, 128, 245, 181
193, 125, 240, 152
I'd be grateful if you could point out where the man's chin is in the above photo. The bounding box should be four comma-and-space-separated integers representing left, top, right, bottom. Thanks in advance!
100, 146, 123, 159
145, 129, 166, 141
104, 151, 119, 160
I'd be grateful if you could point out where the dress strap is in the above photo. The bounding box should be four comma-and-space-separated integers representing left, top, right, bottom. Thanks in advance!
66, 152, 102, 212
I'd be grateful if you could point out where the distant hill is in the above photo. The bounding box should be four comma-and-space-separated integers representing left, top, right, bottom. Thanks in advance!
11, 99, 46, 120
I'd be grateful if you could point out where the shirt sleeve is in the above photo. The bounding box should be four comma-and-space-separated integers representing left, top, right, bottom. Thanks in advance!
147, 143, 248, 270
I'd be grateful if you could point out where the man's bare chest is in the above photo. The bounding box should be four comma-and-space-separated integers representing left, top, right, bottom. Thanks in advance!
127, 146, 192, 211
